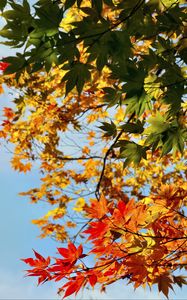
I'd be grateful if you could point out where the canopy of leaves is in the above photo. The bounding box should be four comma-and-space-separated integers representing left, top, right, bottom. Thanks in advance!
0, 0, 187, 299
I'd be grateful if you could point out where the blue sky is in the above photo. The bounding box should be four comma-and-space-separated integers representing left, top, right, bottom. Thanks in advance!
0, 1, 187, 299
0, 77, 163, 300
1, 130, 187, 300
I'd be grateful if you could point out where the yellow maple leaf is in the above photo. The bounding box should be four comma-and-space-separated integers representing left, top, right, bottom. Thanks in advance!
44, 207, 66, 219
114, 107, 125, 122
73, 197, 85, 212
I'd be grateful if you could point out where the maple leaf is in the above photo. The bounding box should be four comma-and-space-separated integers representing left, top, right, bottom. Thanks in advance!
11, 157, 32, 173
0, 61, 9, 71
85, 194, 108, 219
63, 281, 80, 298
73, 197, 85, 212
57, 242, 85, 264
156, 274, 174, 299
88, 274, 97, 287
22, 250, 50, 268
61, 275, 86, 299
117, 200, 128, 216
3, 107, 15, 119
84, 221, 109, 240
22, 250, 51, 285
47, 258, 74, 282
173, 275, 187, 288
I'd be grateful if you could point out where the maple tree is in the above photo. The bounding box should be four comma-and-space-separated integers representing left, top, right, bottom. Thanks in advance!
0, 0, 187, 298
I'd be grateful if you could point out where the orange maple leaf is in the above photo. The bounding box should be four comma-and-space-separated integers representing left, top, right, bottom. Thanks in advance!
85, 194, 108, 219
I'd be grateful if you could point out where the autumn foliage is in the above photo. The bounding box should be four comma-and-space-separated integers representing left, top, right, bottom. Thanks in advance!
0, 61, 9, 71
0, 0, 187, 298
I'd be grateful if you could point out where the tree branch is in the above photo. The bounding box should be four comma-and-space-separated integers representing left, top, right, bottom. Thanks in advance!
56, 155, 102, 161
95, 112, 135, 199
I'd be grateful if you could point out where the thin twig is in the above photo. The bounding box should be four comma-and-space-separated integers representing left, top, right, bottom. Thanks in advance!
95, 112, 135, 199
56, 155, 102, 161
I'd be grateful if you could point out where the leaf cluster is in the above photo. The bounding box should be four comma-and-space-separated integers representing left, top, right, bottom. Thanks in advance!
0, 0, 187, 298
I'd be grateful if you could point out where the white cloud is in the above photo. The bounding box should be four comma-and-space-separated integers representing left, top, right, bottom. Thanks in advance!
0, 269, 59, 299
0, 269, 161, 300
76, 281, 161, 300
1, 268, 187, 300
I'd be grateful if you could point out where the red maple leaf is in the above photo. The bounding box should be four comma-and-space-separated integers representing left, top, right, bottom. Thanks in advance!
84, 221, 109, 240
0, 61, 10, 72
88, 274, 97, 287
60, 275, 86, 299
22, 249, 50, 268
57, 242, 85, 264
3, 107, 15, 119
21, 250, 51, 285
